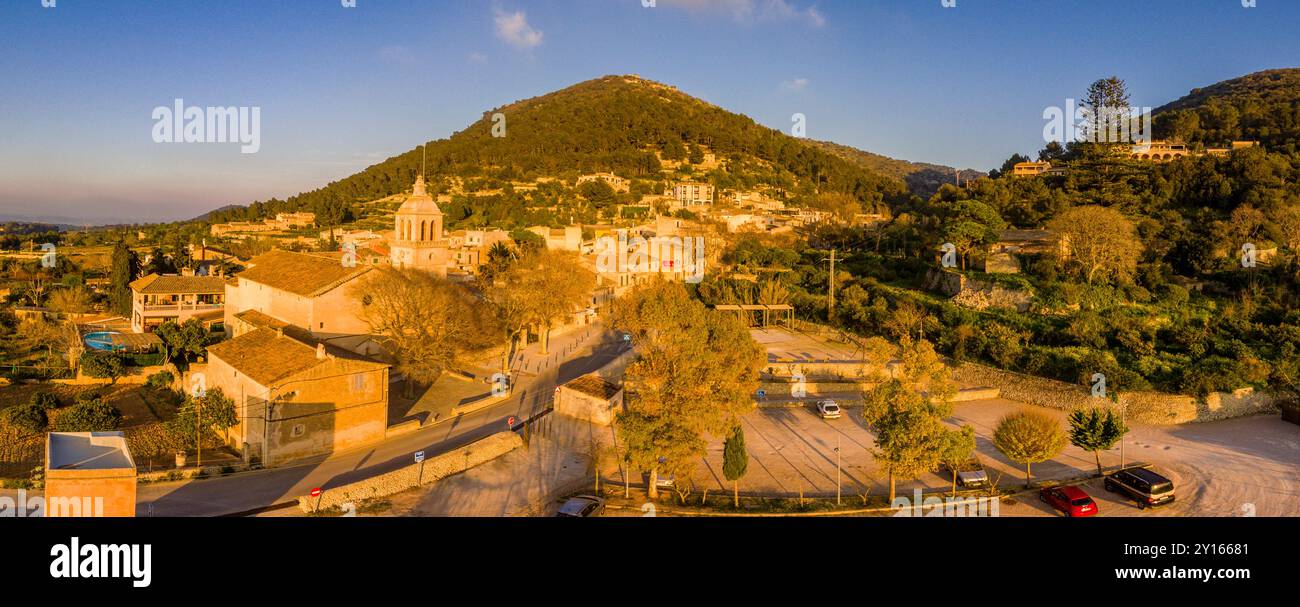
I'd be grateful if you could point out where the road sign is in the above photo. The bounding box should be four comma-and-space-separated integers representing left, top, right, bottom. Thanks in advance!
756, 389, 766, 399
507, 416, 517, 428
414, 451, 425, 463
310, 487, 322, 498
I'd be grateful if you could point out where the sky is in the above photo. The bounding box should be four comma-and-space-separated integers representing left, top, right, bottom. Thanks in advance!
1, 0, 1298, 225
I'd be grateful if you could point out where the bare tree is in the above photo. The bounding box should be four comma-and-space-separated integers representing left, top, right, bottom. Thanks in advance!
354, 268, 499, 396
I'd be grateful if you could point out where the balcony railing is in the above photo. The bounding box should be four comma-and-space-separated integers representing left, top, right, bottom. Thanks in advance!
139, 302, 224, 313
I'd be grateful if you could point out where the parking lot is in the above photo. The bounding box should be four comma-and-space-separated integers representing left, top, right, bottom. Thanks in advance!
685, 397, 1300, 517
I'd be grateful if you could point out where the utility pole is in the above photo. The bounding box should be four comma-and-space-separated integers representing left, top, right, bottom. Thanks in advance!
827, 248, 836, 320
195, 395, 202, 467
835, 432, 842, 506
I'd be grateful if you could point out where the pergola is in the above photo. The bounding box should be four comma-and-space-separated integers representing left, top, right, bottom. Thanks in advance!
713, 304, 794, 328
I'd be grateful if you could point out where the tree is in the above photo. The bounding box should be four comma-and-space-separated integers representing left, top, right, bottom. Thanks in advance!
722, 425, 749, 507
613, 280, 765, 499
937, 425, 976, 497
486, 248, 595, 363
354, 268, 500, 396
156, 318, 209, 380
1068, 407, 1129, 477
80, 351, 125, 384
1047, 205, 1141, 285
48, 286, 91, 316
993, 410, 1066, 488
108, 241, 139, 316
939, 199, 1005, 270
861, 338, 958, 502
1081, 76, 1131, 144
577, 180, 617, 210
166, 388, 238, 459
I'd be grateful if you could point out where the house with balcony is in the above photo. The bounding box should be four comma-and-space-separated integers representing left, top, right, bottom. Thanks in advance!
129, 273, 227, 333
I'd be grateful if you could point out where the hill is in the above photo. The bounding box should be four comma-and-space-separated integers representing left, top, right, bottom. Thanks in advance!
1154, 68, 1300, 153
809, 140, 986, 199
208, 75, 917, 226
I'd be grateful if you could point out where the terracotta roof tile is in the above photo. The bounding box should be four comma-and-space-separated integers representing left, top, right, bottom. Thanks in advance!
129, 273, 226, 295
234, 250, 372, 297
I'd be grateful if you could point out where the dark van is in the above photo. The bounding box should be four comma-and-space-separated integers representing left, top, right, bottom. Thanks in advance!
1104, 466, 1175, 508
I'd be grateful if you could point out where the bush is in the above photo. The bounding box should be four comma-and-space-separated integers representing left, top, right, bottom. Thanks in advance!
80, 351, 126, 383
2, 402, 48, 434
145, 370, 174, 390
29, 391, 60, 410
52, 399, 122, 432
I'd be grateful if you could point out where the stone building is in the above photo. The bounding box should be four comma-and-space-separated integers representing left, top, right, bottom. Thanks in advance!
206, 327, 389, 466
554, 374, 624, 426
223, 249, 380, 356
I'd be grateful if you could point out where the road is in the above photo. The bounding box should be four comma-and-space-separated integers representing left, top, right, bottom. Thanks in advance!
135, 324, 626, 516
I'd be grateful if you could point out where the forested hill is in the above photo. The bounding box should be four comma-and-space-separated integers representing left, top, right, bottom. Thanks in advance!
209, 75, 913, 224
809, 140, 986, 199
1154, 68, 1300, 153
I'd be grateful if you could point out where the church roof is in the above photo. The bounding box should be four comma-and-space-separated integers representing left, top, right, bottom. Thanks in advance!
397, 175, 443, 216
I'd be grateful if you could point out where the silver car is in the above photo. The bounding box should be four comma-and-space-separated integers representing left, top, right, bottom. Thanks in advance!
816, 400, 842, 419
555, 495, 606, 517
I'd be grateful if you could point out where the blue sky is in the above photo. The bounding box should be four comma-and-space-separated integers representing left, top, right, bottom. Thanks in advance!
1, 0, 1297, 224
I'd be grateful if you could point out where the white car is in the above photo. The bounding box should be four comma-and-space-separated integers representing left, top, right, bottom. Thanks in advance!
816, 400, 842, 419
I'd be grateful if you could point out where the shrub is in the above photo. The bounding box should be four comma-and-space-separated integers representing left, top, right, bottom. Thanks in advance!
145, 370, 174, 390
3, 402, 48, 434
80, 351, 126, 383
29, 391, 60, 410
52, 399, 122, 432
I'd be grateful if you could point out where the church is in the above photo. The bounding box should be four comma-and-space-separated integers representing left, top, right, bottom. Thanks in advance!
390, 174, 451, 275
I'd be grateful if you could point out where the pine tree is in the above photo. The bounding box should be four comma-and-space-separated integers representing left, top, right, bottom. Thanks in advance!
1068, 407, 1129, 477
722, 425, 749, 508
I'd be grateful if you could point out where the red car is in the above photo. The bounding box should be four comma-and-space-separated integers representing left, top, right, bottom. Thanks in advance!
1039, 485, 1098, 517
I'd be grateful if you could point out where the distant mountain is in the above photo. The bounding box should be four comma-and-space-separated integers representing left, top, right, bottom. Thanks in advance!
808, 140, 985, 199
207, 75, 922, 224
1154, 68, 1300, 153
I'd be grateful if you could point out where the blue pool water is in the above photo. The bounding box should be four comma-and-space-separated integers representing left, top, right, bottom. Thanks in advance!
83, 331, 123, 352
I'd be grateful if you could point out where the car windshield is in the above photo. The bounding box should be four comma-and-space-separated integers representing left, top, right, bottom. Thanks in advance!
1071, 498, 1093, 506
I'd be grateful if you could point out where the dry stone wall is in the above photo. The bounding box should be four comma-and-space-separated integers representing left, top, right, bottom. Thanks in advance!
297, 431, 523, 512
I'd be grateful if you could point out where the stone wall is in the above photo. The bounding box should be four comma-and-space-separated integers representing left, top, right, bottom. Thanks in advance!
952, 362, 1278, 424
297, 431, 523, 512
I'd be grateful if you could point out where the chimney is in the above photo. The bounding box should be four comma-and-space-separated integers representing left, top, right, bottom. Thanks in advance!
316, 343, 327, 360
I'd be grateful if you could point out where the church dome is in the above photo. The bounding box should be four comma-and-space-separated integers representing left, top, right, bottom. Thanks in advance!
397, 175, 442, 216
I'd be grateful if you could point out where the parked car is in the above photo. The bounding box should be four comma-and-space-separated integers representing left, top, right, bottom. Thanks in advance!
1105, 466, 1175, 508
816, 399, 842, 419
555, 495, 606, 517
1039, 485, 1098, 517
939, 457, 990, 489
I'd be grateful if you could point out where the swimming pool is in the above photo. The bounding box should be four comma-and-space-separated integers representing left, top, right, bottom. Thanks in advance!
83, 331, 123, 352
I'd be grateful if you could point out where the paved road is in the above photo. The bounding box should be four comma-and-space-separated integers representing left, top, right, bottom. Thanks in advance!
136, 324, 627, 516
